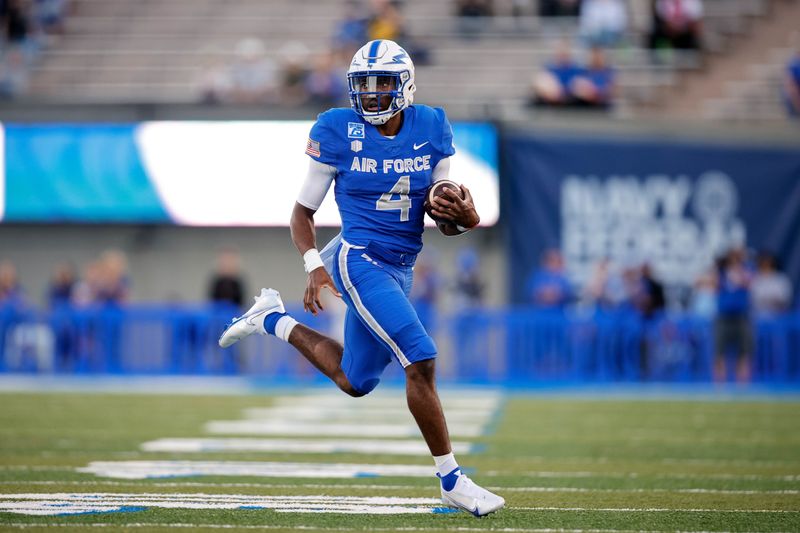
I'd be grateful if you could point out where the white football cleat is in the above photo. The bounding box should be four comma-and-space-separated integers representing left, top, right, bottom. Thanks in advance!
218, 288, 285, 348
440, 470, 505, 517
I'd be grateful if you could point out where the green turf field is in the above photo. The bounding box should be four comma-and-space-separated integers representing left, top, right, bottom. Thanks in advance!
1, 389, 799, 532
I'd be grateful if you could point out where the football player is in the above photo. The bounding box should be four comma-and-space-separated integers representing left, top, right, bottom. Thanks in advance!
219, 39, 504, 517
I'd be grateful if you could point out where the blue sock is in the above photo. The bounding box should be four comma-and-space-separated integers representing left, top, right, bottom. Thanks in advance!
263, 312, 287, 336
437, 467, 461, 491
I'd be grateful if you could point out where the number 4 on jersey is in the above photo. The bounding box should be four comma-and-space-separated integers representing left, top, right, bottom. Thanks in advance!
376, 175, 411, 221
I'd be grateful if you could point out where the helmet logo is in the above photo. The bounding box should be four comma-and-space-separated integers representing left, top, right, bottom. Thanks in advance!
389, 52, 408, 64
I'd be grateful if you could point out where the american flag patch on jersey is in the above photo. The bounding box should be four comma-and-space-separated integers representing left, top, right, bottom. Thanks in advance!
305, 138, 321, 158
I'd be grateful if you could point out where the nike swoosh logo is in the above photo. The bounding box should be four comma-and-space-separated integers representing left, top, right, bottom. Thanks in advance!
413, 142, 429, 150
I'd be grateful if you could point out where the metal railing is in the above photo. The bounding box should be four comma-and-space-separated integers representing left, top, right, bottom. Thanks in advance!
1, 303, 797, 383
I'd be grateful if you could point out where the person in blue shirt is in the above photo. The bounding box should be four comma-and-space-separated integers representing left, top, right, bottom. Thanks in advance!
526, 248, 573, 311
783, 50, 800, 118
218, 39, 504, 517
714, 247, 752, 382
529, 40, 583, 107
570, 47, 617, 109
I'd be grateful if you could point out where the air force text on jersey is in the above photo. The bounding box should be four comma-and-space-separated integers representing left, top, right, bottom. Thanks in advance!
350, 155, 432, 174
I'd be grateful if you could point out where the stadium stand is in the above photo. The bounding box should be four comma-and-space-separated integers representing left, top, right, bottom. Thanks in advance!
14, 0, 795, 120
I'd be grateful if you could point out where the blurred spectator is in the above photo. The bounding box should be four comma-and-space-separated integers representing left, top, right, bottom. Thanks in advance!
529, 40, 582, 107
636, 263, 665, 380
570, 46, 617, 108
72, 260, 101, 307
689, 267, 717, 318
410, 253, 441, 335
0, 46, 30, 98
203, 38, 279, 105
456, 0, 493, 17
47, 261, 76, 371
582, 258, 628, 311
455, 0, 494, 37
637, 263, 665, 319
0, 259, 24, 306
783, 48, 800, 118
278, 41, 311, 107
2, 0, 31, 46
196, 54, 229, 104
32, 0, 69, 38
526, 248, 573, 310
583, 257, 611, 308
333, 0, 369, 58
95, 249, 129, 305
453, 248, 485, 308
648, 0, 703, 51
367, 0, 404, 42
208, 247, 246, 309
579, 0, 628, 48
619, 262, 645, 313
714, 248, 752, 383
511, 0, 529, 18
47, 261, 76, 307
750, 251, 792, 317
538, 0, 581, 17
305, 50, 346, 106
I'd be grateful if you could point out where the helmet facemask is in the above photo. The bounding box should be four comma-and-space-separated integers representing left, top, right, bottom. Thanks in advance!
347, 70, 413, 126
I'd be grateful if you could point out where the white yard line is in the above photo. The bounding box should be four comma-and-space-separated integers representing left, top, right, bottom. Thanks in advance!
513, 506, 800, 513
269, 394, 502, 410
3, 480, 797, 496
242, 406, 496, 423
76, 460, 436, 480
141, 437, 473, 455
0, 493, 447, 516
486, 456, 800, 467
485, 471, 800, 481
204, 420, 484, 438
0, 466, 75, 472
492, 487, 800, 495
0, 481, 423, 490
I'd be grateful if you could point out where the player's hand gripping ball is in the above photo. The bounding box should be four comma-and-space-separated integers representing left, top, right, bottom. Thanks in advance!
423, 179, 464, 223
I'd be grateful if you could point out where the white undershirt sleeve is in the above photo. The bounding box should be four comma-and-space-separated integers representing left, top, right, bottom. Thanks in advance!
297, 159, 336, 210
432, 157, 451, 183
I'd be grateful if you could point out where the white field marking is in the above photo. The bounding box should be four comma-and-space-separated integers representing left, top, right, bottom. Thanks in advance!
270, 392, 503, 410
485, 471, 800, 481
76, 460, 435, 480
141, 437, 473, 455
0, 481, 424, 490
0, 465, 75, 472
485, 456, 800, 467
0, 375, 271, 395
490, 487, 800, 495
205, 420, 483, 438
513, 506, 800, 513
242, 406, 495, 423
659, 457, 800, 467
0, 493, 444, 516
4, 481, 797, 496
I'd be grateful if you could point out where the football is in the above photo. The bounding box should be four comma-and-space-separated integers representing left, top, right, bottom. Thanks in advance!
423, 179, 464, 222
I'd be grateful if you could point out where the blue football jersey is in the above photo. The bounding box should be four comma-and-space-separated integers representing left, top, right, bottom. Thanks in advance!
306, 105, 455, 255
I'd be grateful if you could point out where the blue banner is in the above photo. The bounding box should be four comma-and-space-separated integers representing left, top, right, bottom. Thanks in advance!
503, 130, 800, 304
4, 124, 169, 223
